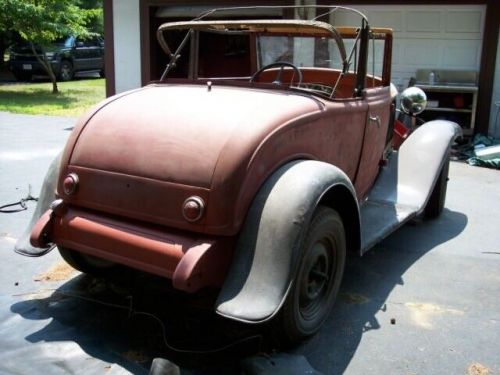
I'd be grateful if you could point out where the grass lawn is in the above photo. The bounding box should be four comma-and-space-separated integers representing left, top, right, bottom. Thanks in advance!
0, 78, 105, 117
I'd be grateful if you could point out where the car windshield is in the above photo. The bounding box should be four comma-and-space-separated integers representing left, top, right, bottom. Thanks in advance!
53, 36, 75, 48
257, 34, 385, 77
156, 13, 391, 98
257, 35, 343, 70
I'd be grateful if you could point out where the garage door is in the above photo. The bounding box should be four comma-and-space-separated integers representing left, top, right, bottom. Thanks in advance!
331, 5, 485, 91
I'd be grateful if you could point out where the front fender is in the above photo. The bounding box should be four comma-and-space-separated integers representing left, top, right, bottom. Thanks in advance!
397, 120, 461, 210
14, 153, 61, 256
215, 160, 358, 323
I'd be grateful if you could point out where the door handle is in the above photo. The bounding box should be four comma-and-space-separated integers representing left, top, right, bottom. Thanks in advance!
369, 115, 381, 128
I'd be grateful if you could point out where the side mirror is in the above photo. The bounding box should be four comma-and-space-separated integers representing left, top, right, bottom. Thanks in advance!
400, 87, 427, 115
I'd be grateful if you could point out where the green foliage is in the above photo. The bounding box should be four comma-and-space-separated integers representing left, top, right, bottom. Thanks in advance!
0, 0, 103, 92
0, 0, 93, 47
77, 0, 103, 35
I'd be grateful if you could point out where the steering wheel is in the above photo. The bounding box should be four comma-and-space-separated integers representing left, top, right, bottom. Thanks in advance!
250, 61, 303, 86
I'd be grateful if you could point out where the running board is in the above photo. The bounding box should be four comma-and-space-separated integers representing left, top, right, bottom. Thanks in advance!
359, 151, 420, 253
358, 120, 461, 254
360, 199, 418, 253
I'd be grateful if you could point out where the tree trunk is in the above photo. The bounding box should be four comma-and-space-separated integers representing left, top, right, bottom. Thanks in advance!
29, 41, 59, 94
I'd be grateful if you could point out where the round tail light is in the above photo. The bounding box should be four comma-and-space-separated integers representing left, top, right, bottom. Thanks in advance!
63, 173, 79, 195
182, 196, 205, 222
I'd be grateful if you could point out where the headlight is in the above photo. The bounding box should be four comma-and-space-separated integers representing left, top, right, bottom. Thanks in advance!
45, 52, 55, 60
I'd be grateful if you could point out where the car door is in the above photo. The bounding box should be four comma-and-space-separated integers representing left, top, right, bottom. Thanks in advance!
86, 37, 104, 70
73, 38, 89, 70
353, 86, 392, 198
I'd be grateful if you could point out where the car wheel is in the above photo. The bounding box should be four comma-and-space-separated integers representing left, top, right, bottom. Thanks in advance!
424, 156, 450, 219
99, 69, 105, 78
279, 206, 346, 343
13, 71, 32, 81
58, 60, 74, 81
58, 246, 116, 275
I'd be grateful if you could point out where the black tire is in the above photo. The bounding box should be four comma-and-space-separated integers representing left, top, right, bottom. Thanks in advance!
58, 246, 116, 275
279, 206, 346, 343
99, 69, 105, 78
13, 71, 32, 81
424, 157, 450, 219
58, 60, 74, 81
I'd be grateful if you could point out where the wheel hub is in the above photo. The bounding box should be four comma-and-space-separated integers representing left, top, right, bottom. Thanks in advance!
299, 240, 332, 318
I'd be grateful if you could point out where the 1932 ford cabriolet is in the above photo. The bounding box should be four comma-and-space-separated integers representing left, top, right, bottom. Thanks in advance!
17, 6, 460, 343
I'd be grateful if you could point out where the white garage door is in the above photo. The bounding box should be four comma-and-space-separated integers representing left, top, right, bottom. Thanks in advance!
331, 5, 485, 91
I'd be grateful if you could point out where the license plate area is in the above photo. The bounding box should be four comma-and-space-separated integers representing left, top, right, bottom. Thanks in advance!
22, 64, 32, 70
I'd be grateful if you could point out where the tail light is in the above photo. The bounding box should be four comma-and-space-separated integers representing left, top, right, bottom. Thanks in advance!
182, 196, 205, 222
63, 173, 79, 195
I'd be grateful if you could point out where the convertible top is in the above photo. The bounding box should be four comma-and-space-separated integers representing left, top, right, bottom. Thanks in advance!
157, 19, 347, 70
158, 19, 340, 36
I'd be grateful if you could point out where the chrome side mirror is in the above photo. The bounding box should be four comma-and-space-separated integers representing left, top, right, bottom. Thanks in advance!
400, 87, 427, 115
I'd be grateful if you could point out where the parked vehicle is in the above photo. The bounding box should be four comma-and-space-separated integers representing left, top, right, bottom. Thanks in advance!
16, 6, 460, 343
8, 35, 104, 81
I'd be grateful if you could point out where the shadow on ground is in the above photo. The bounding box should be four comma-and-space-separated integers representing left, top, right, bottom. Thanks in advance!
9, 209, 467, 374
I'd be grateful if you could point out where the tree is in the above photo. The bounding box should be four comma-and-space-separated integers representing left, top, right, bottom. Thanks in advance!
78, 0, 103, 36
0, 6, 18, 67
0, 0, 99, 93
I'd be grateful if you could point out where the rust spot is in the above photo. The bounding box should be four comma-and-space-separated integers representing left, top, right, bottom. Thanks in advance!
468, 363, 490, 375
34, 261, 77, 282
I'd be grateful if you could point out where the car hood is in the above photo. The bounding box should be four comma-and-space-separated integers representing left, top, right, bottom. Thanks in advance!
66, 83, 322, 189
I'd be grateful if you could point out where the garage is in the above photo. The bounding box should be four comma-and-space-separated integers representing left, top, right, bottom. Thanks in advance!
103, 0, 500, 137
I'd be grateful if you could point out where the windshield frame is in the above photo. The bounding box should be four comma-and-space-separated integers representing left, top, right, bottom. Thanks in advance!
157, 19, 348, 80
155, 5, 393, 99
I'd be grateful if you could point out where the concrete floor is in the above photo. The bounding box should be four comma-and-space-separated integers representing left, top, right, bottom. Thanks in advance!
0, 111, 499, 374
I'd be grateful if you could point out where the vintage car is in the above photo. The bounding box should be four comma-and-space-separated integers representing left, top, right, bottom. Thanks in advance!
16, 6, 460, 343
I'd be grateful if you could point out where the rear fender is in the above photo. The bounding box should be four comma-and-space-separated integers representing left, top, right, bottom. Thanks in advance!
14, 153, 61, 256
215, 160, 359, 323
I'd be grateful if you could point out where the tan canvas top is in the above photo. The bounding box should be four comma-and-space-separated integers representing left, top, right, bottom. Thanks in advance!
157, 19, 347, 66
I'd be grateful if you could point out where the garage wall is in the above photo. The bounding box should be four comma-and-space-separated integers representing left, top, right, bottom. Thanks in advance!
331, 5, 485, 91
490, 27, 500, 138
112, 0, 141, 93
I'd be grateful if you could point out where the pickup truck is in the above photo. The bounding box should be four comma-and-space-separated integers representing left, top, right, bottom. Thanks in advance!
8, 35, 104, 81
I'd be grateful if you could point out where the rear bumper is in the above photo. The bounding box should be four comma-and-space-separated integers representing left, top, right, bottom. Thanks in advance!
8, 60, 60, 75
30, 204, 232, 292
